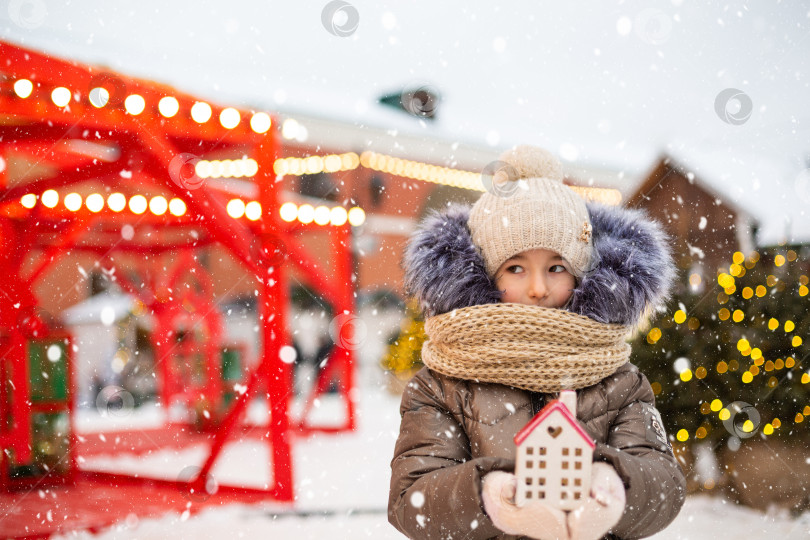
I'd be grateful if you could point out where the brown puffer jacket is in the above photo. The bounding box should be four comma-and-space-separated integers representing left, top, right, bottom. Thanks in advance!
388, 362, 686, 539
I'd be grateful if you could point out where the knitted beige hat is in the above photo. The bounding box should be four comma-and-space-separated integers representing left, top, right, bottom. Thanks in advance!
468, 145, 593, 277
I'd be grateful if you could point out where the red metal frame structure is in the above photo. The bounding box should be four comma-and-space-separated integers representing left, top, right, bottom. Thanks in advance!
0, 40, 357, 507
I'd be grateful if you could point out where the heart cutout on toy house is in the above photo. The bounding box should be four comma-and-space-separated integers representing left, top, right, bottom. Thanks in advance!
547, 426, 562, 438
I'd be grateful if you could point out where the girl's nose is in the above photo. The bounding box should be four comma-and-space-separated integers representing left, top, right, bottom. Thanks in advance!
528, 272, 549, 300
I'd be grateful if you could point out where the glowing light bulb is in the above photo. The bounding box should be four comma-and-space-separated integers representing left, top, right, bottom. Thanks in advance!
245, 201, 262, 221
51, 87, 71, 107
149, 196, 168, 215
219, 107, 241, 129
250, 112, 272, 134
279, 202, 297, 222
297, 204, 314, 224
191, 102, 212, 123
348, 206, 366, 227
158, 96, 179, 118
20, 193, 36, 208
314, 205, 331, 225
14, 79, 33, 98
124, 95, 146, 115
86, 193, 105, 213
64, 193, 82, 211
226, 199, 246, 219
42, 190, 59, 208
330, 206, 348, 226
128, 195, 147, 215
107, 193, 126, 212
169, 198, 187, 216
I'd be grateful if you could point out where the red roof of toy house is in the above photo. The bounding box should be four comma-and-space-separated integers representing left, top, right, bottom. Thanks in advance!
514, 400, 596, 448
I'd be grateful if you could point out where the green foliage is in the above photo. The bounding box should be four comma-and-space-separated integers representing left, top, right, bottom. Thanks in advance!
631, 246, 810, 446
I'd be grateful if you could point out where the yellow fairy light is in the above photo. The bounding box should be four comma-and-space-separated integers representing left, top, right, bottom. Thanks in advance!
774, 254, 786, 267
800, 285, 809, 296
673, 310, 686, 324
801, 275, 809, 286
732, 251, 745, 264
14, 79, 33, 98
348, 206, 366, 226
710, 399, 723, 412
51, 87, 71, 107
741, 420, 755, 433
124, 94, 146, 115
718, 308, 730, 320
107, 193, 126, 212
717, 361, 728, 374
729, 263, 742, 276
129, 195, 147, 215
219, 107, 241, 129
64, 192, 82, 212
784, 320, 795, 332
650, 382, 662, 395
792, 336, 803, 347
768, 376, 778, 388
676, 429, 689, 442
802, 373, 810, 384
313, 205, 331, 226
86, 193, 105, 213
788, 250, 798, 261
191, 102, 212, 123
329, 206, 348, 226
804, 405, 810, 415
244, 201, 262, 221
41, 189, 59, 208
646, 327, 662, 344
763, 423, 774, 435
680, 369, 693, 382
169, 198, 187, 217
768, 318, 779, 330
750, 365, 760, 376
795, 413, 804, 423
785, 357, 795, 368
696, 366, 707, 379
250, 112, 272, 134
772, 418, 781, 428
149, 196, 168, 216
696, 426, 708, 439
297, 204, 315, 224
700, 402, 711, 414
718, 408, 731, 421
20, 193, 36, 208
717, 273, 734, 288
158, 96, 179, 118
742, 287, 753, 299
755, 285, 766, 297
774, 358, 784, 370
750, 348, 762, 360
741, 371, 753, 384
736, 338, 749, 352
687, 317, 700, 330
732, 310, 744, 323
226, 199, 246, 219
279, 202, 297, 222
717, 292, 729, 304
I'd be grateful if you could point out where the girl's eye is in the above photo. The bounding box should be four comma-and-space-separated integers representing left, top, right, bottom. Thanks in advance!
550, 264, 567, 273
507, 264, 524, 274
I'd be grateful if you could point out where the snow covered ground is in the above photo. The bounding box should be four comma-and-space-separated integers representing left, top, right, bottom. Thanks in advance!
55, 387, 810, 539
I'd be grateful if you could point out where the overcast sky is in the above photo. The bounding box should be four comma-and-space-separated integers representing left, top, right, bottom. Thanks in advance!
2, 1, 809, 241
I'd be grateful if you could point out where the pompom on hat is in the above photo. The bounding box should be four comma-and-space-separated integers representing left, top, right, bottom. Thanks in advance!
468, 145, 594, 277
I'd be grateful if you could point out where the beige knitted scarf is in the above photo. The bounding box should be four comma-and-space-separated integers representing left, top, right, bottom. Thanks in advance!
421, 303, 632, 393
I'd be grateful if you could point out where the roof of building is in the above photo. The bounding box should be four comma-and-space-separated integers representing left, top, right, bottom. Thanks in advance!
513, 400, 595, 448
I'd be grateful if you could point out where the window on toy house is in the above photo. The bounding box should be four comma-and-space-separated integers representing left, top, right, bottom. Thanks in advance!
370, 174, 385, 207
299, 172, 338, 201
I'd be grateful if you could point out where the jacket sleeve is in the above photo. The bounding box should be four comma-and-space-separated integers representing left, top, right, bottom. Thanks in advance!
593, 370, 686, 539
388, 368, 515, 539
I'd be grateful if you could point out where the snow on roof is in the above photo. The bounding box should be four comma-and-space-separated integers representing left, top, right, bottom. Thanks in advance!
514, 400, 595, 448
663, 142, 809, 247
62, 292, 136, 326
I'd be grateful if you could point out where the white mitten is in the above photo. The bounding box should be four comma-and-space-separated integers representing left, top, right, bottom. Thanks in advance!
482, 471, 569, 540
567, 462, 626, 540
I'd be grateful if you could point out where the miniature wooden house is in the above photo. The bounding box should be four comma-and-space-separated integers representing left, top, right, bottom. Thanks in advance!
513, 390, 595, 510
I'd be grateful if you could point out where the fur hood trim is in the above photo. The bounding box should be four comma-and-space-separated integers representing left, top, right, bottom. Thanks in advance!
402, 202, 674, 326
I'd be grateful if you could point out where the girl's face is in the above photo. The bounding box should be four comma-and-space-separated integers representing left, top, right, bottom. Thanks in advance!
494, 248, 576, 308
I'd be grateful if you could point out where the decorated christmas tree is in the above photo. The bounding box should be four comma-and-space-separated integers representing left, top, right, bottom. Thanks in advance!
380, 298, 426, 377
631, 246, 810, 450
